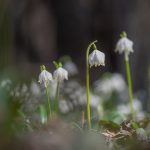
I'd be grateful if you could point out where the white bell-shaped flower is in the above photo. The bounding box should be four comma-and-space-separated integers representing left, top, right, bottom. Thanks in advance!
38, 66, 53, 87
115, 33, 134, 57
53, 67, 68, 82
88, 49, 105, 67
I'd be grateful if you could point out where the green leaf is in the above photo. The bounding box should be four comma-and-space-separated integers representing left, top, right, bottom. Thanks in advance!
99, 120, 120, 132
39, 105, 47, 124
132, 122, 140, 129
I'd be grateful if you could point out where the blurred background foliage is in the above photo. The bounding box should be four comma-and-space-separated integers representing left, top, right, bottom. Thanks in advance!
0, 0, 13, 69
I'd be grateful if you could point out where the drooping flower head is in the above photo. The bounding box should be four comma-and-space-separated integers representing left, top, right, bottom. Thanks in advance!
115, 31, 134, 59
38, 65, 53, 87
53, 61, 68, 82
88, 44, 105, 67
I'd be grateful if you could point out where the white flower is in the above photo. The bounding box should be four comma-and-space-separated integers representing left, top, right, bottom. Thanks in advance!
89, 49, 105, 67
115, 37, 134, 56
38, 70, 53, 87
53, 67, 68, 82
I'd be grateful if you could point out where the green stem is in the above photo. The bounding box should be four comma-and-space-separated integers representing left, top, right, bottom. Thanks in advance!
54, 81, 60, 113
125, 54, 135, 121
86, 40, 97, 128
45, 86, 52, 119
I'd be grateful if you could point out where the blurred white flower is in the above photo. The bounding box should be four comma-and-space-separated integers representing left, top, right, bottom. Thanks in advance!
30, 81, 40, 96
94, 73, 126, 97
21, 84, 28, 94
64, 80, 81, 94
136, 112, 145, 121
59, 100, 70, 114
95, 78, 112, 96
89, 49, 105, 67
90, 93, 102, 107
77, 93, 86, 105
0, 79, 12, 90
63, 60, 78, 76
117, 105, 130, 115
111, 74, 127, 92
115, 33, 133, 57
117, 99, 142, 116
10, 84, 29, 98
77, 90, 101, 108
10, 85, 20, 97
61, 80, 103, 113
39, 69, 53, 87
53, 67, 68, 82
136, 128, 147, 141
132, 98, 142, 111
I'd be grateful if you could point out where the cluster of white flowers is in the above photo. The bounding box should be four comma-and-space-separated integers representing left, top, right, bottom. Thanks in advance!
10, 84, 29, 97
117, 99, 142, 116
36, 34, 137, 115
38, 64, 68, 87
57, 80, 103, 114
94, 73, 127, 98
0, 79, 12, 91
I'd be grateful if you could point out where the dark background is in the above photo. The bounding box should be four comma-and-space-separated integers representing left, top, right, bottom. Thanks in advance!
0, 0, 150, 96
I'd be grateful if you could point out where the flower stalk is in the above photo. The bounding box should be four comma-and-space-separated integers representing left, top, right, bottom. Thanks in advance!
54, 81, 60, 113
86, 40, 98, 128
45, 85, 52, 119
125, 55, 135, 121
115, 31, 135, 122
39, 65, 52, 119
53, 61, 68, 114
